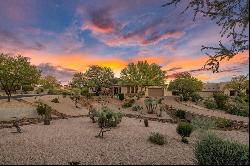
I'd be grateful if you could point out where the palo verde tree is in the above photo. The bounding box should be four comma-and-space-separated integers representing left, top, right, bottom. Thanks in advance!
168, 72, 203, 101
120, 61, 166, 91
225, 74, 249, 96
0, 53, 40, 102
163, 0, 249, 72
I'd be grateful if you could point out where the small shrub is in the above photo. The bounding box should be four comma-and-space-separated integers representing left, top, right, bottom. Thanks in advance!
122, 99, 135, 108
191, 92, 203, 102
157, 104, 166, 117
144, 118, 149, 127
149, 132, 165, 145
88, 107, 99, 123
36, 102, 52, 125
132, 104, 143, 111
36, 87, 44, 94
97, 107, 123, 128
136, 91, 145, 99
51, 97, 59, 103
194, 133, 249, 165
122, 102, 132, 108
213, 92, 229, 110
176, 122, 193, 143
225, 101, 249, 117
118, 93, 125, 101
191, 117, 216, 131
204, 98, 218, 109
175, 109, 186, 119
158, 97, 164, 104
215, 118, 233, 128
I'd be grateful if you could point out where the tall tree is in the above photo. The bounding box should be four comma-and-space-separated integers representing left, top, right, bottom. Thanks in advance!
225, 74, 249, 96
70, 72, 88, 89
0, 54, 40, 101
84, 65, 115, 95
120, 61, 166, 90
163, 0, 249, 72
168, 72, 203, 101
39, 75, 61, 90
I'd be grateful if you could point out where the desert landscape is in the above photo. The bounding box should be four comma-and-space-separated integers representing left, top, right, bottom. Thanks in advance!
0, 0, 249, 165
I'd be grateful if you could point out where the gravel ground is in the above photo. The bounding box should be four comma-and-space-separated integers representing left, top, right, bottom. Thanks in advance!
22, 96, 89, 116
0, 117, 248, 165
0, 99, 37, 121
0, 117, 193, 165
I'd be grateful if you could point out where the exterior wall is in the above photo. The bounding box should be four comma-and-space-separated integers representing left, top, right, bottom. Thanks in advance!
199, 91, 214, 98
121, 87, 127, 94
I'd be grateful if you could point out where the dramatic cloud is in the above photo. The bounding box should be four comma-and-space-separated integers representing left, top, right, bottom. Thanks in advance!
0, 29, 46, 53
37, 63, 77, 85
0, 0, 248, 83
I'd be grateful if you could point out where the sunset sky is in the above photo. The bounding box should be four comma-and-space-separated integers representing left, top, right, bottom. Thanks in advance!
0, 0, 249, 84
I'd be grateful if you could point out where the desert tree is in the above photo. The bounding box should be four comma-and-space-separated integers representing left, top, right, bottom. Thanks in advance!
163, 0, 249, 72
120, 61, 166, 91
39, 75, 61, 90
0, 53, 40, 101
225, 74, 249, 96
84, 65, 115, 95
70, 72, 88, 89
168, 72, 203, 101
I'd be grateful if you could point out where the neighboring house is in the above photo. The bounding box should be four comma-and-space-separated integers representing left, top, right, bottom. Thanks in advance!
199, 82, 249, 98
112, 85, 172, 97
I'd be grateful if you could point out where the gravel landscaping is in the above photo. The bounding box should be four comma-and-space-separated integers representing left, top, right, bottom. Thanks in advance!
0, 99, 38, 121
0, 116, 249, 165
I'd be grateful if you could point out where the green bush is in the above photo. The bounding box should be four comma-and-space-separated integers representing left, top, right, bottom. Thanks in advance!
213, 92, 229, 110
36, 102, 52, 125
176, 122, 193, 143
118, 93, 125, 101
51, 97, 59, 103
175, 109, 186, 119
122, 99, 135, 108
22, 85, 34, 92
97, 107, 123, 128
88, 107, 99, 123
48, 88, 60, 95
204, 98, 218, 109
144, 118, 149, 127
225, 101, 249, 117
191, 92, 203, 102
149, 132, 165, 145
194, 133, 249, 165
215, 118, 233, 128
36, 87, 44, 94
136, 91, 145, 99
191, 117, 216, 130
132, 104, 143, 111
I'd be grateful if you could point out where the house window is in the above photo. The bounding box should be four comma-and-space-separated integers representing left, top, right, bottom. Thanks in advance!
131, 86, 134, 93
230, 90, 236, 96
127, 86, 130, 93
135, 86, 138, 93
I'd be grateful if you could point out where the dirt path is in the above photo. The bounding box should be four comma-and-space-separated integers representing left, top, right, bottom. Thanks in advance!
163, 97, 249, 123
